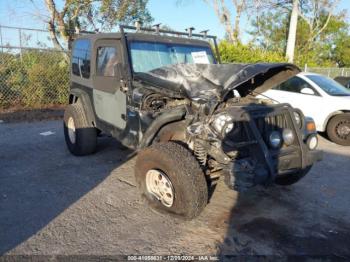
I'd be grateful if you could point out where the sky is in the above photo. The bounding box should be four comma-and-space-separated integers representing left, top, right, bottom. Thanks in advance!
0, 0, 349, 48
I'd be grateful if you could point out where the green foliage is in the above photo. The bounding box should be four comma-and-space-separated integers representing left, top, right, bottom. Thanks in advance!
218, 41, 286, 64
50, 0, 153, 44
98, 0, 153, 28
0, 50, 69, 109
334, 35, 350, 67
249, 11, 288, 53
249, 7, 350, 67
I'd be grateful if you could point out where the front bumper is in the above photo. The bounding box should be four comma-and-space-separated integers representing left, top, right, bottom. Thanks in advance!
274, 145, 323, 172
220, 104, 323, 191
224, 147, 322, 191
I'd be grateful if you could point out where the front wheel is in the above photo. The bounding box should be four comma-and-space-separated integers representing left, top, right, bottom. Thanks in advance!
327, 113, 350, 146
274, 166, 312, 186
134, 142, 208, 219
63, 103, 97, 156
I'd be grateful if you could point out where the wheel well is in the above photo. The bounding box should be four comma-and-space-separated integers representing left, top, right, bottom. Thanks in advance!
325, 110, 350, 130
155, 121, 187, 143
139, 107, 187, 148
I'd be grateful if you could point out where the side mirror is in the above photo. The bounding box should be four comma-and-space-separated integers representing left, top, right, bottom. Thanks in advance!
300, 87, 315, 95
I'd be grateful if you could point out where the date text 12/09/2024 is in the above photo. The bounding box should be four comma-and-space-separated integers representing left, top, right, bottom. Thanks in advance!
127, 255, 219, 261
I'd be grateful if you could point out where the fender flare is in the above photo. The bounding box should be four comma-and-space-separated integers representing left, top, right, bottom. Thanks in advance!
69, 88, 96, 126
139, 107, 186, 149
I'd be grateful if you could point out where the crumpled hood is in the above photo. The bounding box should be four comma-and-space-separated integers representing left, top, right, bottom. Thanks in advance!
134, 63, 300, 101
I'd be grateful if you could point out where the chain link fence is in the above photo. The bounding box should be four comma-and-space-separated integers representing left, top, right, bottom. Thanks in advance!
305, 67, 350, 78
0, 25, 69, 111
0, 47, 69, 110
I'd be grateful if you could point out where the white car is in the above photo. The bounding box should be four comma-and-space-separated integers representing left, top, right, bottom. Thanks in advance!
262, 72, 350, 146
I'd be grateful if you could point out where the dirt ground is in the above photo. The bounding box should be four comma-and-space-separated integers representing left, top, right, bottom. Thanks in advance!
0, 106, 64, 123
0, 120, 349, 258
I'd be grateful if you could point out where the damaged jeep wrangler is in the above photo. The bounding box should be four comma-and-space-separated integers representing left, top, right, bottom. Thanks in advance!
64, 25, 322, 219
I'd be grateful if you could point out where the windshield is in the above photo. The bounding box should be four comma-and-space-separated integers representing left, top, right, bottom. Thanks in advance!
129, 41, 215, 73
306, 75, 350, 96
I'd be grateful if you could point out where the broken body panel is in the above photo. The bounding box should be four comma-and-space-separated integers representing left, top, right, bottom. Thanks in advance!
135, 63, 300, 102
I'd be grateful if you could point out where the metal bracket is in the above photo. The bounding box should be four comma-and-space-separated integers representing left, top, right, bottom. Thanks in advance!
152, 23, 161, 34
200, 30, 209, 38
185, 27, 195, 38
135, 21, 142, 32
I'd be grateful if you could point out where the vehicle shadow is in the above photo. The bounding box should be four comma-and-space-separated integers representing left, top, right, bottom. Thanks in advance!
0, 125, 134, 255
216, 138, 350, 259
205, 103, 350, 258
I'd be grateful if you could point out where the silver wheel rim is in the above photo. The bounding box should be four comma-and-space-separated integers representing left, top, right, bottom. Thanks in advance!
145, 169, 174, 207
336, 120, 350, 139
67, 117, 76, 144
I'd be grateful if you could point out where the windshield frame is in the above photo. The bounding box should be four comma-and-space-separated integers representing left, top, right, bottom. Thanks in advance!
127, 37, 216, 74
305, 74, 350, 97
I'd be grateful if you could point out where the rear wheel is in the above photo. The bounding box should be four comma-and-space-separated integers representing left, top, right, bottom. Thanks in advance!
134, 142, 208, 219
63, 103, 97, 156
274, 166, 312, 186
327, 113, 350, 146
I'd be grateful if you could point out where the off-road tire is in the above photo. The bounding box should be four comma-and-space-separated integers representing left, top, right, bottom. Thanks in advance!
135, 142, 208, 219
274, 166, 312, 186
63, 103, 97, 156
326, 113, 350, 146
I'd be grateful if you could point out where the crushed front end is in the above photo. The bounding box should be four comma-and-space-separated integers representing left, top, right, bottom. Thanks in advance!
135, 62, 323, 191
186, 102, 322, 191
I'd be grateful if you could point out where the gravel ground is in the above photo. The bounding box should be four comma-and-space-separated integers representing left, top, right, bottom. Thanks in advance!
0, 120, 349, 257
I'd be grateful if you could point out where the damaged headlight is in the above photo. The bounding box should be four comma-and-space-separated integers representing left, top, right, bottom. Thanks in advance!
211, 114, 234, 137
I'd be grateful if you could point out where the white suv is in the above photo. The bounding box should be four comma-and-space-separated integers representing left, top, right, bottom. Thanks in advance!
263, 72, 350, 146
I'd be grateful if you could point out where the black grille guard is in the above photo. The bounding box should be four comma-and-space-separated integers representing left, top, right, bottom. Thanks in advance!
224, 104, 308, 184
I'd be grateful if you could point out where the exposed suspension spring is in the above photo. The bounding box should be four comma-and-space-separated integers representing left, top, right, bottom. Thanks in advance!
194, 141, 207, 166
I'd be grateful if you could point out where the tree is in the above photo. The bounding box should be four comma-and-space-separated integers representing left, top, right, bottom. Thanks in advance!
285, 0, 298, 62
249, 2, 347, 66
250, 0, 340, 62
203, 0, 259, 43
42, 0, 153, 50
297, 0, 340, 52
331, 19, 350, 67
334, 36, 350, 67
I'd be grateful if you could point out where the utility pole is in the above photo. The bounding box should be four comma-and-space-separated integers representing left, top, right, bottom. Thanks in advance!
286, 0, 298, 63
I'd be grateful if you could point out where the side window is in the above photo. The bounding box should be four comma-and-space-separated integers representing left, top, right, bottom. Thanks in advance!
274, 76, 316, 94
96, 47, 118, 77
72, 39, 91, 78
